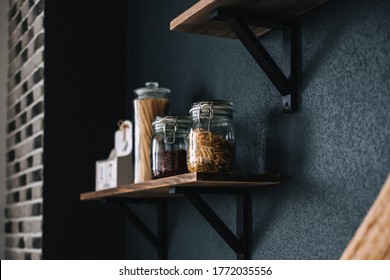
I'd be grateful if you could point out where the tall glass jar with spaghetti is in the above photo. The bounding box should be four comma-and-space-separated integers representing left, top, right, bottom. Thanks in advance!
133, 82, 170, 183
187, 101, 235, 173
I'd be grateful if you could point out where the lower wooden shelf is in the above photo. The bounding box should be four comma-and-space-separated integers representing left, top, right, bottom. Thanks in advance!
80, 172, 280, 200
80, 172, 280, 259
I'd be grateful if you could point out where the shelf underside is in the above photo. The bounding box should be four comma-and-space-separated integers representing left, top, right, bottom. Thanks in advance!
170, 0, 328, 39
80, 172, 280, 200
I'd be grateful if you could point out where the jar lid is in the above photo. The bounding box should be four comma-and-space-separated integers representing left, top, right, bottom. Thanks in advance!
152, 115, 191, 131
134, 82, 171, 97
189, 100, 234, 118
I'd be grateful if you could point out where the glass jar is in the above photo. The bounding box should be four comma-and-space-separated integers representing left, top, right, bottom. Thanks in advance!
151, 116, 191, 179
133, 82, 170, 183
187, 100, 235, 173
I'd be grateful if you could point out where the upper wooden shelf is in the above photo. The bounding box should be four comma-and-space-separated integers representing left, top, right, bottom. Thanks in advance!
170, 0, 328, 39
80, 172, 280, 201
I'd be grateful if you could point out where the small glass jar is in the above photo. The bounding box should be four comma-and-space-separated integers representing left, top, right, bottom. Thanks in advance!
133, 82, 170, 183
151, 116, 191, 179
187, 100, 235, 173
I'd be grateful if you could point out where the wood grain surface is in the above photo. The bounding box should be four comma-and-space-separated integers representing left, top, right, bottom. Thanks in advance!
170, 0, 328, 38
341, 174, 390, 259
80, 172, 280, 200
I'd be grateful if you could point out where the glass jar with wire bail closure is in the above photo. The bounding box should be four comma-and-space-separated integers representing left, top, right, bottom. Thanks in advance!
151, 115, 191, 179
187, 100, 235, 173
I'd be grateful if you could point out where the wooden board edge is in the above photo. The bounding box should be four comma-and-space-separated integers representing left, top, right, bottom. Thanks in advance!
340, 173, 390, 260
170, 0, 215, 31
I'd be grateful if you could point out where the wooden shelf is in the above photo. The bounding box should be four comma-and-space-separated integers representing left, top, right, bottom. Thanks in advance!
80, 172, 280, 201
170, 0, 328, 39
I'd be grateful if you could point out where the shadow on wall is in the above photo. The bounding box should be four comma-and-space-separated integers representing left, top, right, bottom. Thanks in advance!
301, 0, 353, 93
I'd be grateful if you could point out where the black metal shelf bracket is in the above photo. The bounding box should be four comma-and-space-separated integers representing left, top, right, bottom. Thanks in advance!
184, 192, 252, 260
211, 7, 298, 112
117, 200, 167, 260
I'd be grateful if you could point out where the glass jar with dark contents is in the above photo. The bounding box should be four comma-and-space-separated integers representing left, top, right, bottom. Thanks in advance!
151, 116, 191, 179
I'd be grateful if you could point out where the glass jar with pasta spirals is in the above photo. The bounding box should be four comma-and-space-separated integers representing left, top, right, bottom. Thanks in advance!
187, 101, 235, 173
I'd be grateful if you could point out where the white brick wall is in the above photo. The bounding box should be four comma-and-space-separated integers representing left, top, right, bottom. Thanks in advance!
1, 0, 9, 260
4, 0, 44, 260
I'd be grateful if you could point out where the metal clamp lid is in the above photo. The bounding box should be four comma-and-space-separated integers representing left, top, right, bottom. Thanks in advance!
153, 116, 191, 144
189, 100, 234, 132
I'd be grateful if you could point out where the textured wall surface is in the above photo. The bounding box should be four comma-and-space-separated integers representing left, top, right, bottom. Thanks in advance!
126, 0, 390, 259
3, 0, 44, 260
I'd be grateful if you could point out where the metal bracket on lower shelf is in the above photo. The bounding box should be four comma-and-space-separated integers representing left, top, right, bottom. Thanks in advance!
184, 192, 252, 260
117, 201, 167, 260
210, 7, 298, 112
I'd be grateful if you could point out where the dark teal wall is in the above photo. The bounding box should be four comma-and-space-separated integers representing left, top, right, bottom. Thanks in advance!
126, 0, 390, 259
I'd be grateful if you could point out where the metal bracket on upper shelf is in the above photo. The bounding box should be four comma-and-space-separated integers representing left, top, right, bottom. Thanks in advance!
210, 7, 298, 112
171, 187, 252, 260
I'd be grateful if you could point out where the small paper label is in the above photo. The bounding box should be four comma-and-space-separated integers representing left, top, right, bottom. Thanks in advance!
115, 120, 132, 157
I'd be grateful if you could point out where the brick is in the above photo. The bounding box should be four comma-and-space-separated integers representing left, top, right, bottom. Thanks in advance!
14, 71, 21, 85
14, 101, 21, 113
20, 111, 27, 124
13, 191, 20, 203
14, 139, 34, 158
26, 124, 33, 137
33, 135, 43, 148
19, 237, 25, 248
32, 101, 43, 117
33, 116, 43, 133
7, 85, 23, 106
15, 162, 20, 173
21, 49, 44, 81
33, 84, 43, 100
7, 150, 15, 162
8, 25, 22, 54
32, 203, 42, 216
19, 174, 27, 186
34, 0, 43, 17
21, 48, 28, 62
26, 92, 33, 105
5, 222, 12, 233
32, 184, 42, 199
32, 169, 42, 181
32, 237, 42, 249
9, 3, 17, 20
15, 40, 22, 56
31, 252, 42, 260
5, 250, 24, 260
34, 33, 44, 51
22, 81, 28, 93
5, 237, 14, 247
21, 219, 41, 233
26, 188, 32, 200
7, 120, 16, 133
15, 131, 21, 143
22, 18, 28, 34
27, 155, 33, 167
6, 177, 18, 190
6, 203, 33, 218
4, 208, 10, 218
15, 11, 22, 25
33, 67, 43, 84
